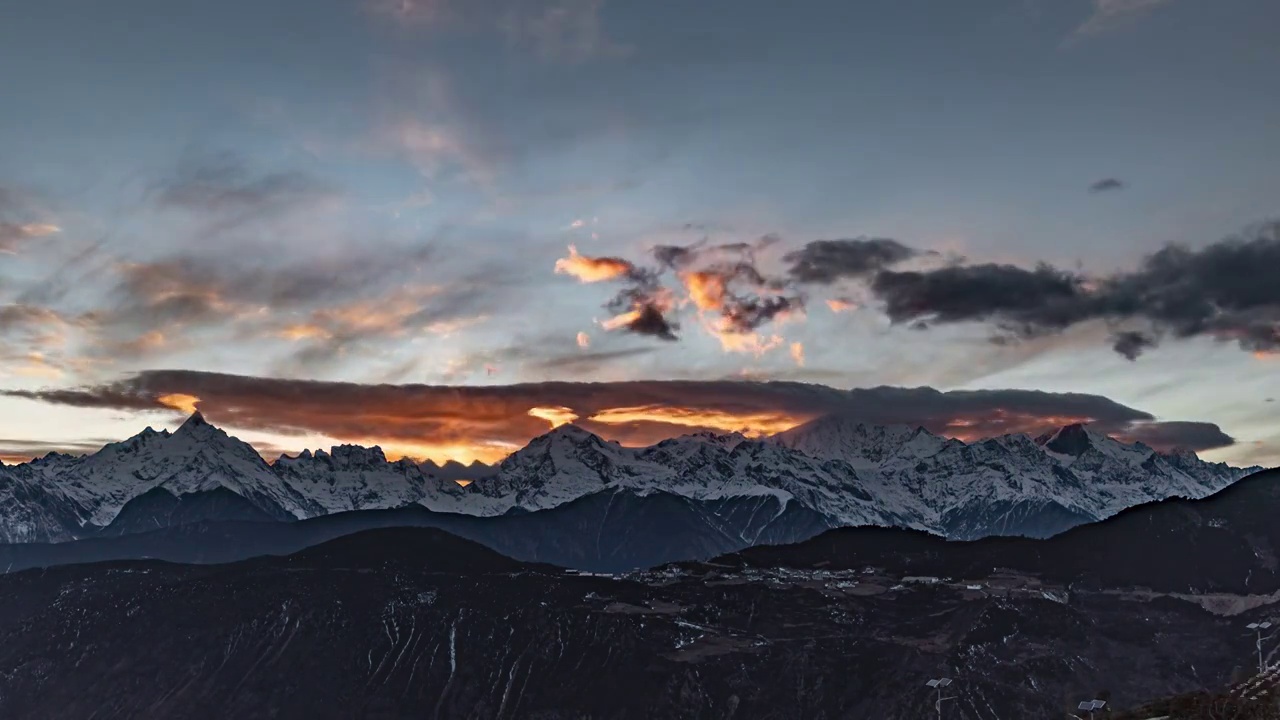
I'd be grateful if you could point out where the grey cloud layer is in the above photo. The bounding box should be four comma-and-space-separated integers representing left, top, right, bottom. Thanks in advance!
4, 370, 1237, 453
861, 222, 1280, 358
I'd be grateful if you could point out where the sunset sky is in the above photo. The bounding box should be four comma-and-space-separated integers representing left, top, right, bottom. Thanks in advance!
1, 0, 1277, 467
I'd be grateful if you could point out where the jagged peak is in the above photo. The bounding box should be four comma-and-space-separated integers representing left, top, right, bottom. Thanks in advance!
1160, 446, 1201, 462
327, 444, 389, 465
171, 411, 239, 446
988, 432, 1040, 450
273, 449, 314, 465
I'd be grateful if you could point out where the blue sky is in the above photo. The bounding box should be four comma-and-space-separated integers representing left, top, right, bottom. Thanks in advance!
0, 0, 1276, 465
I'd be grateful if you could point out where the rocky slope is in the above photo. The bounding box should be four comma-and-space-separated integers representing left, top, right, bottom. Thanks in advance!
1, 505, 1277, 719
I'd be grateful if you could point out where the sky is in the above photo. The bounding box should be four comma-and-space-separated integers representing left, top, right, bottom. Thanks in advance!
0, 0, 1277, 467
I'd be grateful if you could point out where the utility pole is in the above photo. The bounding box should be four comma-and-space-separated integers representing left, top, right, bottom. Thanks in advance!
926, 678, 954, 720
1247, 621, 1273, 674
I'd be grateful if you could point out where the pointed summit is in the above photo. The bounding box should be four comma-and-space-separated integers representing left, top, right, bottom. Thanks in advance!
534, 422, 603, 446
1035, 423, 1099, 457
177, 410, 210, 433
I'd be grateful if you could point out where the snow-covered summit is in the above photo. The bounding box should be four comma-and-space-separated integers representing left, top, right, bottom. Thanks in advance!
0, 413, 1262, 544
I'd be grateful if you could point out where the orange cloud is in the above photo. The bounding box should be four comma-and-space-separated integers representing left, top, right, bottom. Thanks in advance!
157, 393, 201, 415
528, 405, 579, 429
576, 331, 590, 348
712, 329, 784, 356
374, 439, 518, 465
790, 342, 805, 367
0, 223, 61, 254
601, 309, 642, 331
16, 371, 1239, 462
826, 298, 856, 313
3, 352, 63, 379
554, 245, 636, 283
279, 323, 333, 341
942, 411, 1095, 442
18, 223, 60, 238
675, 267, 803, 355
681, 271, 727, 312
587, 405, 804, 437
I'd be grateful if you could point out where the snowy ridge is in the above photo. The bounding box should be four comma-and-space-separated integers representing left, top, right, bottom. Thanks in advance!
0, 413, 1263, 543
775, 416, 1260, 538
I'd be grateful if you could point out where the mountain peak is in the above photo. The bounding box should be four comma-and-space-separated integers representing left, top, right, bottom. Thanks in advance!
771, 414, 930, 465
328, 444, 389, 466
176, 411, 213, 435
1160, 446, 1201, 462
537, 423, 603, 445
1035, 423, 1100, 457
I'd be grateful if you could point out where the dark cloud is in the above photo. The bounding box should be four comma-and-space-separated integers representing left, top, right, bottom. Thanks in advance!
1100, 227, 1280, 353
621, 303, 679, 340
718, 293, 802, 334
1089, 178, 1126, 193
604, 287, 680, 340
783, 238, 921, 284
1110, 330, 1158, 361
652, 234, 778, 271
872, 262, 1089, 331
3, 370, 1236, 455
864, 222, 1280, 358
651, 243, 698, 269
1118, 421, 1235, 454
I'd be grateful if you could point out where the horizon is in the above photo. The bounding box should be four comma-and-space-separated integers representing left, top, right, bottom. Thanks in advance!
1, 406, 1260, 469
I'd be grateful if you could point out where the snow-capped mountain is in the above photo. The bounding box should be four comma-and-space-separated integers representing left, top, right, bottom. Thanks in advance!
273, 444, 496, 517
462, 425, 923, 534
0, 459, 92, 544
773, 415, 1259, 538
274, 445, 435, 515
0, 412, 1261, 544
56, 413, 318, 526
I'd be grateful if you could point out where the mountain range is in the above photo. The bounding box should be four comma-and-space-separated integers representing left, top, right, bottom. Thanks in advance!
0, 411, 1260, 570
1, 466, 1277, 718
